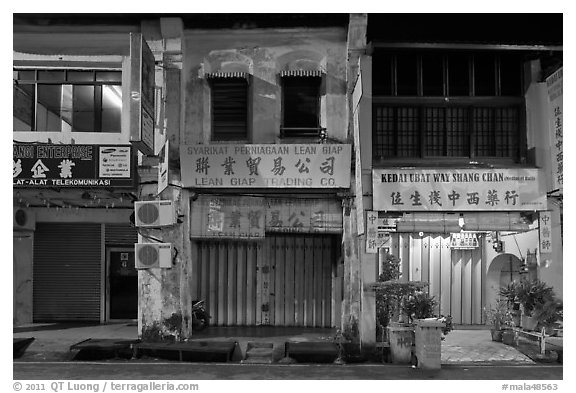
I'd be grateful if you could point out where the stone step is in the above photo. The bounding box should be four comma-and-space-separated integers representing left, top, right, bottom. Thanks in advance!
241, 342, 274, 364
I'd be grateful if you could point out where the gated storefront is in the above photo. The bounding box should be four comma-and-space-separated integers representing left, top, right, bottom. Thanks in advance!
387, 233, 485, 325
32, 222, 137, 322
191, 234, 341, 327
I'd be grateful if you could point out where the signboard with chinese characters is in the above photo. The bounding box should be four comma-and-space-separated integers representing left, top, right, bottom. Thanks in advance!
373, 168, 546, 212
546, 67, 563, 194
13, 144, 135, 188
129, 33, 156, 156
180, 144, 351, 188
190, 195, 265, 240
266, 198, 342, 234
366, 211, 392, 253
450, 232, 479, 250
538, 211, 552, 254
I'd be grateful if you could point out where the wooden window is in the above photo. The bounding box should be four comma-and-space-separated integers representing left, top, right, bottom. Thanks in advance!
372, 51, 524, 161
210, 77, 248, 141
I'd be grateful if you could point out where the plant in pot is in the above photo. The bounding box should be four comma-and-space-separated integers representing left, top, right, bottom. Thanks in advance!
501, 310, 518, 346
515, 279, 555, 331
533, 298, 563, 335
374, 253, 427, 364
499, 281, 521, 327
483, 298, 508, 342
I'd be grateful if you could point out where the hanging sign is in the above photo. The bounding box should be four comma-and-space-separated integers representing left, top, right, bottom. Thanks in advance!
450, 232, 479, 250
546, 67, 563, 193
180, 144, 351, 188
157, 140, 169, 194
538, 211, 552, 254
13, 144, 135, 188
190, 195, 265, 240
266, 198, 342, 234
373, 168, 546, 212
129, 33, 156, 156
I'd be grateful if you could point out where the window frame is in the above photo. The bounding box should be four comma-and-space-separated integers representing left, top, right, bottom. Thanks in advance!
371, 50, 526, 163
13, 68, 122, 133
208, 76, 251, 142
280, 75, 323, 139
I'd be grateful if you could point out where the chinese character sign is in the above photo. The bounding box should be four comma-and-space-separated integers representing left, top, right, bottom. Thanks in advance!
190, 195, 265, 240
179, 144, 351, 188
372, 168, 546, 211
13, 144, 134, 188
266, 198, 342, 234
546, 67, 563, 193
538, 211, 552, 254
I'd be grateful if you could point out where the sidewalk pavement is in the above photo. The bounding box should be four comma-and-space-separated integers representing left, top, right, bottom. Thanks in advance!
13, 323, 542, 365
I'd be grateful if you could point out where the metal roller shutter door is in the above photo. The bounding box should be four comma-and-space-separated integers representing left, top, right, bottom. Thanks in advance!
105, 224, 138, 246
33, 223, 102, 322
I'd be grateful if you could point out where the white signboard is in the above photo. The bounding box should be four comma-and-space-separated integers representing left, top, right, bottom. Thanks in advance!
180, 144, 351, 188
450, 232, 479, 250
366, 211, 379, 254
99, 146, 131, 178
157, 140, 169, 194
546, 67, 563, 193
373, 168, 546, 211
538, 211, 552, 254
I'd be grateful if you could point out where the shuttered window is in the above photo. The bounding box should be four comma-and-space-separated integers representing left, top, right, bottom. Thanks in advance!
209, 77, 249, 141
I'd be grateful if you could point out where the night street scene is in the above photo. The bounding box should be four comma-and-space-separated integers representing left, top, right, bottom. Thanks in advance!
11, 9, 565, 389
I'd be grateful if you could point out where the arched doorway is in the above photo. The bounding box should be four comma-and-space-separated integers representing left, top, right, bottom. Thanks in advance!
485, 253, 523, 312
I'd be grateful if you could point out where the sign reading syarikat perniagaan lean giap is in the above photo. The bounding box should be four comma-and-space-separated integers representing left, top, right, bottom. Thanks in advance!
372, 168, 547, 211
180, 144, 351, 188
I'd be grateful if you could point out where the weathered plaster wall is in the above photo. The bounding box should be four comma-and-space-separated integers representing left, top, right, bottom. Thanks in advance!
13, 233, 34, 326
182, 28, 348, 145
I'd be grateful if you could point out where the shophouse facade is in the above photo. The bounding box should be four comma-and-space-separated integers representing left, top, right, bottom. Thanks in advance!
13, 14, 366, 341
352, 14, 563, 347
13, 15, 147, 325
13, 14, 562, 352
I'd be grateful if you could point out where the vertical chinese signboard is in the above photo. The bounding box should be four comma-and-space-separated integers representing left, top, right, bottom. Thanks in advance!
546, 67, 563, 194
129, 33, 156, 156
538, 211, 552, 255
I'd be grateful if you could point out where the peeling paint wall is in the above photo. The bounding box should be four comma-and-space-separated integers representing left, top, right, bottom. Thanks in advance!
182, 28, 348, 145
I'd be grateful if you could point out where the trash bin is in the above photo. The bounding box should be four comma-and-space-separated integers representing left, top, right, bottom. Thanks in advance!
414, 319, 444, 370
387, 323, 414, 364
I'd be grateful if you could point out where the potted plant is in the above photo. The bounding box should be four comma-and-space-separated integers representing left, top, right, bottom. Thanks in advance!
499, 281, 521, 327
533, 298, 563, 335
484, 299, 508, 342
515, 279, 555, 331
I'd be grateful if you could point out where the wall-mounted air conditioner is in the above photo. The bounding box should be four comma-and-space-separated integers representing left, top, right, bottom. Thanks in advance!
13, 208, 35, 231
135, 243, 172, 269
134, 200, 176, 227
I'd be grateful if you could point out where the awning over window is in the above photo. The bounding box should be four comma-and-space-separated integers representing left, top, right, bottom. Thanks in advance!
280, 69, 324, 77
204, 71, 250, 79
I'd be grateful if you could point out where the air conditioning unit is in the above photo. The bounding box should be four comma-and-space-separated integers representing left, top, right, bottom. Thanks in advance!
13, 208, 35, 231
135, 243, 172, 269
134, 200, 176, 227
